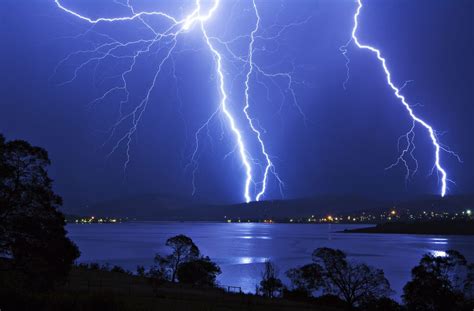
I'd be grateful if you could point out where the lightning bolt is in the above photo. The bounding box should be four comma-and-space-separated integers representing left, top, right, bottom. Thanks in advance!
200, 16, 255, 203
53, 0, 305, 203
209, 3, 309, 201
342, 0, 461, 197
53, 0, 255, 202
243, 0, 280, 202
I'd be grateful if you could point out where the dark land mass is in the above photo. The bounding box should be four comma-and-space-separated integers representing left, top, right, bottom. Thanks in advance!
343, 220, 474, 235
66, 194, 474, 221
1, 267, 340, 311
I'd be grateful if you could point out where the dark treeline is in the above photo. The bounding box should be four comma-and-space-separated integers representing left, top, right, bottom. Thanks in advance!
1, 134, 474, 311
49, 233, 474, 311
260, 247, 474, 310
131, 233, 474, 310
61, 234, 474, 311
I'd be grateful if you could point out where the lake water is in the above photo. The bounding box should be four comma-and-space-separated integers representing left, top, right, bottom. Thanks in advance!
67, 222, 474, 299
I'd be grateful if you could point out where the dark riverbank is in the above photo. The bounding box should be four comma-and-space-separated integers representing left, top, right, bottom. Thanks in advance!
342, 221, 474, 235
1, 267, 339, 311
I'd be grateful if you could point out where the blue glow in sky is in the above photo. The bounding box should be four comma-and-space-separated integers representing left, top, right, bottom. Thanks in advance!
0, 0, 472, 206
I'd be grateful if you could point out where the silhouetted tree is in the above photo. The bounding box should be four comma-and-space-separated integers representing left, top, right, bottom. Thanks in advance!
151, 234, 200, 282
151, 254, 172, 282
88, 262, 101, 270
403, 250, 474, 311
0, 134, 79, 290
136, 265, 145, 277
286, 263, 324, 297
312, 247, 392, 307
166, 234, 200, 282
258, 260, 284, 298
466, 263, 474, 300
177, 256, 221, 287
110, 265, 126, 274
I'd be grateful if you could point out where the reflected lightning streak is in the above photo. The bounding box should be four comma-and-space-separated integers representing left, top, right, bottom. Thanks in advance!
344, 0, 459, 197
54, 0, 256, 203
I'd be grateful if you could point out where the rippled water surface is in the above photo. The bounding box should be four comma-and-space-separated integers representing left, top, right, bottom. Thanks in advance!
67, 222, 474, 298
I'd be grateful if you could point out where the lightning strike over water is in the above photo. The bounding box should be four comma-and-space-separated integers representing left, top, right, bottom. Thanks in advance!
52, 0, 454, 202
52, 0, 300, 203
243, 0, 281, 202
200, 17, 254, 203
343, 0, 460, 197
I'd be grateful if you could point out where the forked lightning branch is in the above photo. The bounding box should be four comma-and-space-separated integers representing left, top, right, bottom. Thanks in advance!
54, 0, 459, 201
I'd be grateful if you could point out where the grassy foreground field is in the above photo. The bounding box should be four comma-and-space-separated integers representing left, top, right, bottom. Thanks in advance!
1, 267, 342, 311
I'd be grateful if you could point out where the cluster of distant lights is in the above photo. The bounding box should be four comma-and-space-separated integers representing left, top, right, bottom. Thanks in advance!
72, 216, 121, 224
223, 209, 473, 224
53, 0, 459, 202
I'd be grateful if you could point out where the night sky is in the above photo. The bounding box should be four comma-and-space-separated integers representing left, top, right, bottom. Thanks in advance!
1, 0, 473, 207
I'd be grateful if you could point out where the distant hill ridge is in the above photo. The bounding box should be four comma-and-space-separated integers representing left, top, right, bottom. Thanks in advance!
66, 194, 474, 221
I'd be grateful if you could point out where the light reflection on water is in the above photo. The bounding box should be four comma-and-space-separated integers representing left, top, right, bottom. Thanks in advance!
238, 257, 268, 264
67, 222, 474, 299
429, 237, 448, 245
430, 250, 448, 257
239, 236, 271, 240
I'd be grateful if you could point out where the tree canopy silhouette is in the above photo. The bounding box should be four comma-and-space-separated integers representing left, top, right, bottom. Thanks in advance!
149, 235, 221, 287
286, 263, 324, 297
152, 234, 201, 283
313, 248, 392, 307
259, 260, 284, 298
286, 247, 392, 307
177, 256, 221, 287
0, 134, 79, 290
403, 250, 474, 311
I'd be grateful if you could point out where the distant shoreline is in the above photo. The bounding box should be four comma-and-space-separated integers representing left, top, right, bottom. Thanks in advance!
342, 221, 474, 236
67, 220, 373, 225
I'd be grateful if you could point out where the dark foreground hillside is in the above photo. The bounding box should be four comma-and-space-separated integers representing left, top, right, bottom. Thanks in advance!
1, 267, 340, 311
